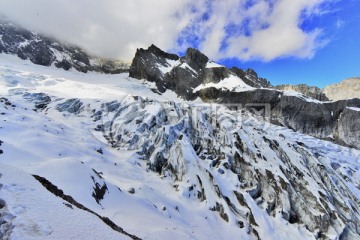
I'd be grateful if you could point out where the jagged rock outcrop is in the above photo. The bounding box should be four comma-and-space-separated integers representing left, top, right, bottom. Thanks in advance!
231, 67, 272, 88
275, 84, 329, 101
323, 78, 360, 101
0, 21, 129, 73
129, 45, 260, 99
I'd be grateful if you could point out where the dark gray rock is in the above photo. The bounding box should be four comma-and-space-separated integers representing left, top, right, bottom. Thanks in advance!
129, 44, 180, 92
129, 45, 247, 100
56, 99, 83, 114
180, 48, 208, 72
23, 93, 51, 110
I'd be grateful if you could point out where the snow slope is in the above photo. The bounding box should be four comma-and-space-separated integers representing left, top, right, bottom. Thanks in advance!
194, 75, 255, 92
0, 164, 131, 240
0, 53, 359, 239
0, 54, 245, 239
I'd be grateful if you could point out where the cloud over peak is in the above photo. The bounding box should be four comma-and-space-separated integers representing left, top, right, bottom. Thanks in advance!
0, 0, 332, 61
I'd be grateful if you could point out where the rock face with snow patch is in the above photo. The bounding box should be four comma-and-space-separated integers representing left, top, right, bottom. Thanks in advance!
275, 84, 329, 101
231, 67, 272, 88
198, 87, 360, 149
0, 21, 128, 73
130, 45, 250, 100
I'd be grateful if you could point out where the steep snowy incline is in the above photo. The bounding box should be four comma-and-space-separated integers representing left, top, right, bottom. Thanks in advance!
0, 54, 359, 239
0, 164, 132, 240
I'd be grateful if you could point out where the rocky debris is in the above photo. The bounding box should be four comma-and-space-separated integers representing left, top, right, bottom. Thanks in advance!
0, 173, 14, 240
56, 99, 83, 114
275, 84, 329, 101
89, 96, 360, 239
23, 93, 51, 110
0, 97, 14, 108
128, 188, 135, 194
0, 199, 14, 240
0, 21, 129, 73
91, 176, 108, 205
33, 175, 141, 240
323, 78, 360, 101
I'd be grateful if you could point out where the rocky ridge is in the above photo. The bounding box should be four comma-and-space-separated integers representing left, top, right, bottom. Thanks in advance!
0, 21, 129, 73
129, 45, 270, 99
275, 84, 329, 101
323, 78, 360, 101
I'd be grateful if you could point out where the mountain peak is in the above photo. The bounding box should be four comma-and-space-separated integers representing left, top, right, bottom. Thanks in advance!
146, 44, 180, 61
181, 47, 209, 71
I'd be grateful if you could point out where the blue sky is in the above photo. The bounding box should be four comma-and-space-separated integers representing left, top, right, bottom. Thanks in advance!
1, 0, 359, 88
216, 0, 360, 87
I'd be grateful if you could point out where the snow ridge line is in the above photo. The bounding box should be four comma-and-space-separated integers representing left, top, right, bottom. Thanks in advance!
32, 175, 141, 240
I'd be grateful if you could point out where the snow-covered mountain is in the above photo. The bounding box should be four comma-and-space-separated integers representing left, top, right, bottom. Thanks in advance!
129, 45, 360, 150
0, 21, 129, 74
0, 26, 360, 239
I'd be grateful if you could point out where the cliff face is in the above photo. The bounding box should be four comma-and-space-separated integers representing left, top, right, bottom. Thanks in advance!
129, 45, 269, 100
323, 78, 360, 101
275, 84, 329, 101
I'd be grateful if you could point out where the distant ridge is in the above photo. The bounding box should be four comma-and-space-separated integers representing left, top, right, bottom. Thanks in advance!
0, 21, 129, 73
323, 78, 360, 101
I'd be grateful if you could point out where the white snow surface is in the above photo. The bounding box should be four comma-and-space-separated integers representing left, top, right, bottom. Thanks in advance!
206, 61, 224, 68
0, 54, 243, 239
0, 163, 130, 240
194, 75, 254, 92
0, 53, 359, 240
156, 59, 180, 75
347, 107, 360, 111
282, 90, 331, 103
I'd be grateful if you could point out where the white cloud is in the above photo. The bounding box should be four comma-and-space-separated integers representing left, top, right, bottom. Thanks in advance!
335, 19, 345, 29
188, 0, 331, 61
0, 0, 331, 61
0, 0, 191, 60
